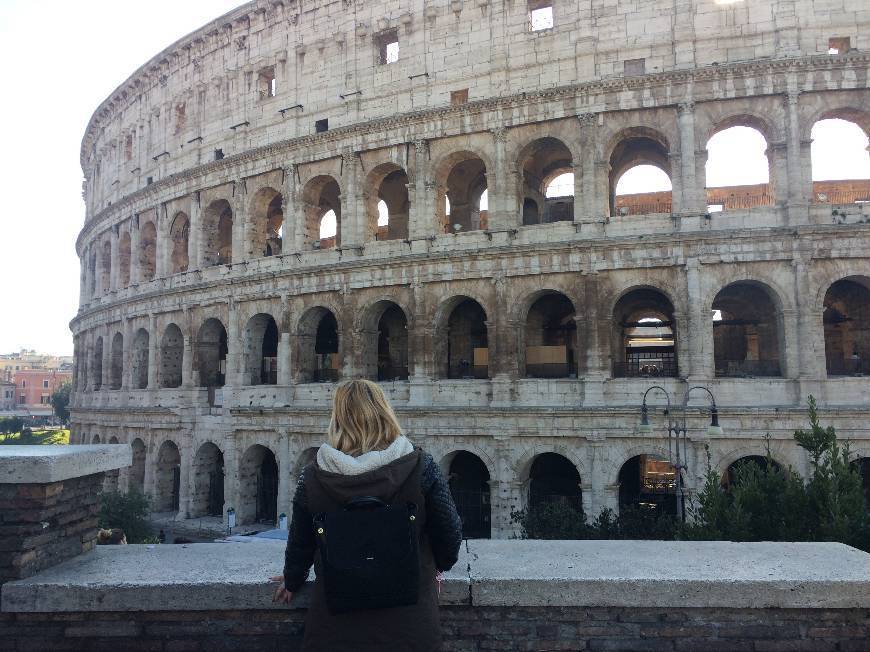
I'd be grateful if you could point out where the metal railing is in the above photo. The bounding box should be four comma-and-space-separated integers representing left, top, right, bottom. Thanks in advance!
715, 359, 782, 378
613, 361, 679, 378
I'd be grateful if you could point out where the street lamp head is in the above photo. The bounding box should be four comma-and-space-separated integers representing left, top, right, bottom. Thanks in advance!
706, 405, 724, 436
638, 402, 653, 434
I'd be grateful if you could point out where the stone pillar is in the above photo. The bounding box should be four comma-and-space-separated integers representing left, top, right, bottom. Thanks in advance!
282, 166, 297, 253
784, 92, 810, 224
182, 334, 194, 388
109, 228, 120, 291
340, 150, 362, 248
147, 315, 158, 390
176, 442, 191, 520
143, 439, 157, 499
189, 193, 202, 270
676, 102, 704, 214
101, 326, 111, 392
223, 433, 239, 527
226, 303, 243, 388
770, 142, 789, 207
686, 259, 713, 379
277, 431, 292, 525
487, 127, 514, 231
410, 140, 431, 240
122, 318, 134, 390
576, 113, 600, 223
130, 219, 141, 284
156, 205, 170, 279
669, 152, 684, 214
794, 260, 826, 379
278, 332, 291, 385
231, 182, 246, 263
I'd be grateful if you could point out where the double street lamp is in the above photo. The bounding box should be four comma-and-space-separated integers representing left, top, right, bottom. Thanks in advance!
638, 385, 723, 520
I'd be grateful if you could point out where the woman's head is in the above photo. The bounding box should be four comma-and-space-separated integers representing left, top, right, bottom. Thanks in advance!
327, 379, 402, 456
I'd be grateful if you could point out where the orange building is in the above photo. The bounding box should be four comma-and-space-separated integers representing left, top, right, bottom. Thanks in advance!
12, 369, 72, 415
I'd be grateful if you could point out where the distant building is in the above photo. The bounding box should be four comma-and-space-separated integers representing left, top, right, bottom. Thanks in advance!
0, 350, 74, 382
12, 369, 72, 416
0, 381, 16, 413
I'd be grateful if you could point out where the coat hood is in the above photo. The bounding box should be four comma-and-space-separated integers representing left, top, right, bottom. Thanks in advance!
312, 440, 422, 506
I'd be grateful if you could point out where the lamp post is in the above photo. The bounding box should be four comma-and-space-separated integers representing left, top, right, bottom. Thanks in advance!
638, 385, 723, 521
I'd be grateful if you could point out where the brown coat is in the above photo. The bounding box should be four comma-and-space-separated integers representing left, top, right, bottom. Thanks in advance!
301, 450, 442, 652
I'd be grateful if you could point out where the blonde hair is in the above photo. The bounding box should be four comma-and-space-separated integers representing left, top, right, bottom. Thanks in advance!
327, 379, 402, 456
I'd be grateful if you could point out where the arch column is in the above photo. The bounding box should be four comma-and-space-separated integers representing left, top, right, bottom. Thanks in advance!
282, 166, 298, 253
156, 205, 170, 278
276, 432, 292, 525
223, 434, 239, 527
227, 305, 244, 388
793, 260, 826, 379
278, 331, 292, 385
101, 326, 111, 392
176, 441, 191, 519
341, 151, 363, 248
669, 152, 684, 214
109, 229, 120, 291
784, 92, 811, 216
410, 140, 432, 240
779, 308, 799, 379
130, 221, 141, 284
769, 141, 789, 207
487, 127, 513, 231
147, 315, 158, 389
685, 259, 713, 379
189, 194, 202, 270
231, 183, 246, 263
182, 334, 194, 388
143, 439, 157, 500
576, 113, 602, 225
122, 319, 134, 391
676, 102, 704, 214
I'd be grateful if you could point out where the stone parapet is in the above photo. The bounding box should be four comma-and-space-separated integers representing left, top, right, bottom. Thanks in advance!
1, 539, 869, 650
0, 446, 131, 587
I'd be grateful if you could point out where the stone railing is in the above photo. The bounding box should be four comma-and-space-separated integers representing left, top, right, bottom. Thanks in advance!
2, 447, 870, 650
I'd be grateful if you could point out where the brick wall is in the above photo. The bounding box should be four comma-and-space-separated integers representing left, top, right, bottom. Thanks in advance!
0, 606, 867, 651
0, 473, 102, 587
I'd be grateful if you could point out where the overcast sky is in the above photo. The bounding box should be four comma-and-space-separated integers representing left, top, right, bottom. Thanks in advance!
0, 1, 866, 357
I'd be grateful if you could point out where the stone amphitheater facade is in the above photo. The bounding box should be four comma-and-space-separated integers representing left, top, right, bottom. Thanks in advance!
71, 0, 870, 537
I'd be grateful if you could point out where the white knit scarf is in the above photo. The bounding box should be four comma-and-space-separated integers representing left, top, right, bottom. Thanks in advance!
316, 435, 414, 476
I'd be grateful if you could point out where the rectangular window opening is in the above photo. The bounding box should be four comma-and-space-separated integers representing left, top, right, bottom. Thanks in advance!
258, 67, 276, 99
315, 118, 329, 133
377, 29, 400, 65
528, 4, 553, 32
451, 89, 469, 106
624, 58, 646, 76
146, 176, 153, 186
828, 37, 850, 55
214, 148, 224, 161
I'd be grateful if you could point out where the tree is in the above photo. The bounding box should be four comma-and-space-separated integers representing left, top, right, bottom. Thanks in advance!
51, 382, 71, 425
99, 489, 152, 543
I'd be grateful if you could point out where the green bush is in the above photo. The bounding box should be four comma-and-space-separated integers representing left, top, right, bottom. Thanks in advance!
99, 489, 152, 544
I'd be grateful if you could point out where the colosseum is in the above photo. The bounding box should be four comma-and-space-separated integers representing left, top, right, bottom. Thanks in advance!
71, 0, 870, 538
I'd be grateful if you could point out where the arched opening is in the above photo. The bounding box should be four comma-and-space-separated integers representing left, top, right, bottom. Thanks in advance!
298, 308, 340, 383
132, 328, 149, 390
446, 451, 491, 538
850, 457, 870, 506
154, 440, 181, 512
109, 332, 123, 390
202, 199, 233, 267
238, 444, 279, 525
519, 137, 574, 225
366, 164, 410, 241
609, 130, 672, 216
810, 116, 870, 204
139, 220, 157, 280
100, 240, 112, 293
722, 455, 782, 490
118, 231, 131, 287
524, 293, 576, 378
169, 212, 190, 273
824, 277, 870, 376
441, 298, 488, 379
159, 324, 183, 389
528, 453, 582, 511
438, 152, 488, 233
129, 438, 146, 493
92, 337, 103, 391
361, 301, 409, 381
302, 176, 341, 250
197, 319, 227, 388
92, 435, 101, 444
713, 282, 783, 377
612, 289, 677, 377
190, 442, 224, 518
618, 455, 677, 516
249, 188, 284, 258
705, 123, 772, 211
244, 313, 279, 385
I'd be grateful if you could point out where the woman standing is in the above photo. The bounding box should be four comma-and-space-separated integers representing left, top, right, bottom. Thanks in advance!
272, 379, 463, 651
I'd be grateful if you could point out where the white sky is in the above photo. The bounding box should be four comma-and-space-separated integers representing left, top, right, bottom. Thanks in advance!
0, 3, 866, 357
0, 1, 241, 356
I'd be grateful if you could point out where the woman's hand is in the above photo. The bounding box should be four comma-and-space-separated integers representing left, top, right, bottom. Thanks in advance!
270, 575, 294, 604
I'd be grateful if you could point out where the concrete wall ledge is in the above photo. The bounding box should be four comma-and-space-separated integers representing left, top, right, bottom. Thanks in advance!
0, 445, 131, 483
3, 539, 869, 614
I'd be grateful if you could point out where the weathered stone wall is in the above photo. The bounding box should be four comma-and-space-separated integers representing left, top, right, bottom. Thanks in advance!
1, 606, 868, 651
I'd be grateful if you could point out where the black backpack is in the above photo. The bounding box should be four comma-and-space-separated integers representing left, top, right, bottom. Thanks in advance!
313, 496, 420, 614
